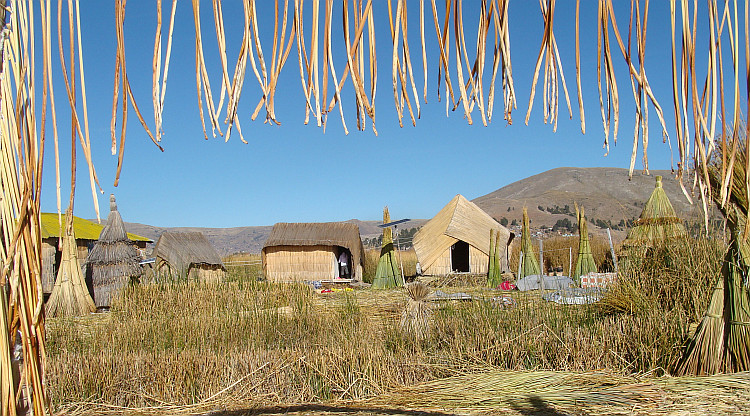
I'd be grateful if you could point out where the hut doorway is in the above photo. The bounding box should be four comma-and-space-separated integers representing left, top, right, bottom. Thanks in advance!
451, 241, 470, 273
336, 246, 353, 279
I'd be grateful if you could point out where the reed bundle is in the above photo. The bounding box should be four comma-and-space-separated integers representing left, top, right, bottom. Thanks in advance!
518, 207, 540, 279
45, 210, 95, 317
372, 207, 402, 289
573, 204, 597, 283
486, 229, 501, 287
399, 282, 431, 339
376, 369, 750, 414
623, 175, 687, 249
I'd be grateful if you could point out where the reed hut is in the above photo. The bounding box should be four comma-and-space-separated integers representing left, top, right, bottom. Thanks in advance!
573, 205, 597, 284
262, 222, 364, 282
152, 232, 226, 281
413, 194, 513, 275
372, 207, 402, 289
40, 212, 150, 296
86, 195, 144, 308
518, 207, 541, 279
623, 175, 687, 247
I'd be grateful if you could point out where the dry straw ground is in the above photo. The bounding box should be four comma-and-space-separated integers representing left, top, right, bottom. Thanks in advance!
46, 237, 750, 415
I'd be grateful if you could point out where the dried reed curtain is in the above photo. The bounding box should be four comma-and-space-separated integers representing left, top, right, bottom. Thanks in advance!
1, 0, 50, 414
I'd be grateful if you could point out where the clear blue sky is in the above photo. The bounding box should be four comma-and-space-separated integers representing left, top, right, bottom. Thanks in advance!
38, 1, 738, 227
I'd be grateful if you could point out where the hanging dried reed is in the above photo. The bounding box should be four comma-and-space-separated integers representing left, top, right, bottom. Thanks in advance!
152, 0, 177, 143
525, 0, 572, 132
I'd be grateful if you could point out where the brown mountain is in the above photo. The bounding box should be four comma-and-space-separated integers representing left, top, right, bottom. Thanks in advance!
472, 167, 706, 240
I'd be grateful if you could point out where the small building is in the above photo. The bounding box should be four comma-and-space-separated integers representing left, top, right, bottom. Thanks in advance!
40, 212, 150, 295
413, 194, 514, 275
262, 222, 364, 282
152, 231, 226, 281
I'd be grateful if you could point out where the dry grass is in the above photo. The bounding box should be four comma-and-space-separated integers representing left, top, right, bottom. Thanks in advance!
43, 235, 732, 414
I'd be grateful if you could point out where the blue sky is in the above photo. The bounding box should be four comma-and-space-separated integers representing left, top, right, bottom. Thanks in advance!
38, 1, 739, 227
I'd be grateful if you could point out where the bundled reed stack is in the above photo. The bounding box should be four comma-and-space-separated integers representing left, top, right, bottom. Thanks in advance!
487, 229, 502, 287
573, 205, 597, 284
86, 195, 142, 308
372, 207, 402, 289
518, 207, 541, 279
400, 282, 431, 339
621, 176, 686, 268
676, 152, 750, 375
45, 210, 96, 317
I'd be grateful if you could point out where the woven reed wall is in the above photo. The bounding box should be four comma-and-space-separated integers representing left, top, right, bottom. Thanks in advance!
42, 240, 56, 294
264, 245, 338, 282
187, 265, 225, 283
421, 243, 489, 275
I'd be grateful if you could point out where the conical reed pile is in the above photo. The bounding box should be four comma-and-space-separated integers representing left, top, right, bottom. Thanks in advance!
372, 206, 402, 289
573, 204, 597, 284
86, 195, 142, 308
45, 210, 96, 317
519, 207, 540, 279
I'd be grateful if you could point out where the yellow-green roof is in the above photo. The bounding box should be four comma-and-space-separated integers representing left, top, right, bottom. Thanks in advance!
40, 213, 151, 242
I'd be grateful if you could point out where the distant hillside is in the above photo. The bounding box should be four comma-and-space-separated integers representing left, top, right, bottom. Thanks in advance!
122, 167, 708, 255
472, 167, 706, 240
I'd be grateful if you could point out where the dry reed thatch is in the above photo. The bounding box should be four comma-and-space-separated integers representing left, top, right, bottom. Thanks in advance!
45, 209, 95, 317
86, 195, 142, 308
676, 146, 750, 375
400, 281, 431, 339
413, 194, 510, 275
518, 207, 540, 279
623, 176, 687, 248
375, 369, 750, 415
573, 204, 597, 283
372, 207, 402, 289
153, 231, 225, 281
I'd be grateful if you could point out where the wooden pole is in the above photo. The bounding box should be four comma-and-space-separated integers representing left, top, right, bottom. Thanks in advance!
607, 228, 618, 272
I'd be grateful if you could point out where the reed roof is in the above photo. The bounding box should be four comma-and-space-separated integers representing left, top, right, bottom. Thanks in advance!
414, 194, 510, 271
262, 222, 364, 267
624, 176, 687, 246
153, 231, 226, 272
40, 213, 150, 242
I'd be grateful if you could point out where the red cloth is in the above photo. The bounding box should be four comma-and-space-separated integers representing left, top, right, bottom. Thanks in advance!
500, 281, 516, 291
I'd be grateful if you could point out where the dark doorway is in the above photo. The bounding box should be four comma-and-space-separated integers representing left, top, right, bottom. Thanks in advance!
451, 240, 470, 273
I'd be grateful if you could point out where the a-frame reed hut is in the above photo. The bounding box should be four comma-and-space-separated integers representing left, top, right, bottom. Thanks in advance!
518, 207, 541, 279
152, 231, 226, 281
45, 210, 96, 317
573, 205, 597, 283
413, 194, 513, 275
262, 222, 365, 282
372, 207, 402, 289
623, 175, 687, 248
86, 195, 143, 308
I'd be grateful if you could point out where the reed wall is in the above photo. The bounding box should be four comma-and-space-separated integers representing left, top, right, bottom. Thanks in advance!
264, 245, 338, 282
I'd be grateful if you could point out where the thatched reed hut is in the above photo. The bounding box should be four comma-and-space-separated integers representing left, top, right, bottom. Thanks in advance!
86, 195, 144, 308
40, 212, 150, 296
262, 222, 364, 282
152, 231, 226, 282
413, 194, 513, 275
623, 175, 687, 247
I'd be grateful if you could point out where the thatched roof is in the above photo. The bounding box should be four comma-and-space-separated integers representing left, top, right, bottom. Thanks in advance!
624, 175, 687, 246
86, 195, 143, 308
40, 212, 150, 242
413, 194, 511, 271
153, 231, 226, 273
262, 222, 364, 267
